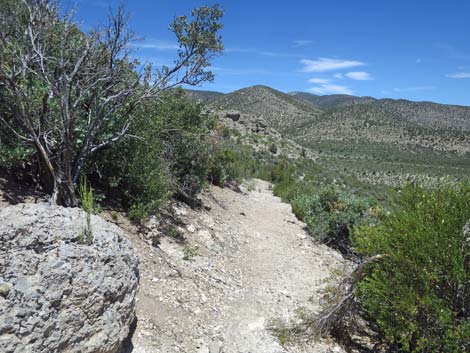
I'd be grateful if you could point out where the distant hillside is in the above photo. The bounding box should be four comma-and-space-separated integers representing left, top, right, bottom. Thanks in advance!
208, 85, 323, 134
290, 91, 470, 132
184, 87, 470, 144
184, 86, 470, 185
375, 99, 470, 132
184, 89, 225, 103
296, 104, 470, 159
289, 92, 377, 109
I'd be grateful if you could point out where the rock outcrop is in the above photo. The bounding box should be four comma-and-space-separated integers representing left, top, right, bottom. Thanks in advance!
0, 203, 139, 353
218, 110, 281, 137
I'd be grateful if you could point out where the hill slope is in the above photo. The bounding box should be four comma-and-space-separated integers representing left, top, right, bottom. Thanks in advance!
184, 89, 225, 103
289, 91, 377, 109
290, 91, 470, 132
209, 85, 323, 134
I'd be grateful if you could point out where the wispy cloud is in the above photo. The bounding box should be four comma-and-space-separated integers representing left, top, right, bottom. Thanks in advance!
392, 86, 436, 93
308, 78, 331, 84
344, 71, 374, 80
292, 40, 314, 48
133, 39, 179, 51
446, 72, 470, 79
300, 57, 365, 73
333, 73, 344, 79
309, 84, 353, 95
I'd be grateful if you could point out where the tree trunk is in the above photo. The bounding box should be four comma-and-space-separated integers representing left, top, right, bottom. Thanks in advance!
50, 174, 78, 207
35, 141, 78, 207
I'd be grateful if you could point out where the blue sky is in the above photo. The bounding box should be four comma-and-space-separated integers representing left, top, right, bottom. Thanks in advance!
77, 0, 470, 105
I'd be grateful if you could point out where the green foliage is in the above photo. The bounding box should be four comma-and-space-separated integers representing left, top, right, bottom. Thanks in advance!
90, 92, 215, 220
79, 177, 94, 245
354, 183, 470, 352
0, 104, 32, 168
269, 143, 278, 154
183, 244, 200, 261
208, 148, 239, 185
270, 159, 298, 201
291, 185, 377, 254
208, 140, 271, 186
0, 1, 224, 205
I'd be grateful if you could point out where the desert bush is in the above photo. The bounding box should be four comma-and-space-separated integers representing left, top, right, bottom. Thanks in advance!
269, 143, 278, 154
292, 185, 377, 254
354, 182, 470, 352
208, 141, 272, 186
208, 148, 241, 185
79, 177, 94, 245
89, 92, 214, 220
0, 98, 32, 168
270, 158, 298, 201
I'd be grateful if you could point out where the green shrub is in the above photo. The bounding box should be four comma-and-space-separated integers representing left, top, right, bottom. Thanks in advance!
270, 159, 298, 201
292, 185, 376, 254
208, 148, 240, 185
0, 118, 32, 168
88, 91, 213, 220
354, 183, 470, 352
79, 177, 94, 245
208, 141, 271, 186
269, 143, 278, 154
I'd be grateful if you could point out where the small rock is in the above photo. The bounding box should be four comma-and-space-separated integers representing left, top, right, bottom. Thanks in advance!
0, 283, 12, 298
209, 341, 221, 353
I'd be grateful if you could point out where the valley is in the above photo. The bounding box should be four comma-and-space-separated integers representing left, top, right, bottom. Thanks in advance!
187, 85, 470, 189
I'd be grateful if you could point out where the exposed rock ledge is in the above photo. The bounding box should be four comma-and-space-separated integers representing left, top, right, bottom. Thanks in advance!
0, 203, 139, 353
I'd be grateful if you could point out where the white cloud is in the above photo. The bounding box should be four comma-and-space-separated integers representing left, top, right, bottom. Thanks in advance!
344, 71, 374, 80
300, 57, 365, 73
308, 84, 353, 95
133, 39, 179, 51
333, 73, 344, 79
446, 72, 470, 79
292, 40, 314, 48
308, 78, 331, 84
392, 86, 436, 92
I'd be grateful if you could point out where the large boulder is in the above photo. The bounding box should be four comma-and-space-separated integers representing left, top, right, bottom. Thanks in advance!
0, 203, 139, 353
225, 111, 241, 122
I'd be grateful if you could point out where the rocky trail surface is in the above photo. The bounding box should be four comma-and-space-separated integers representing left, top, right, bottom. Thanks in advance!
123, 180, 347, 353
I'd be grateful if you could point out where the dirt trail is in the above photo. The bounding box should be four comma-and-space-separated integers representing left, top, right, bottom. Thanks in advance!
127, 179, 346, 353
